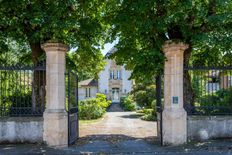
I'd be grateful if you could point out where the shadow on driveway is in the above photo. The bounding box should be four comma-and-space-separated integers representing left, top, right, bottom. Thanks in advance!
118, 113, 143, 119
76, 134, 159, 146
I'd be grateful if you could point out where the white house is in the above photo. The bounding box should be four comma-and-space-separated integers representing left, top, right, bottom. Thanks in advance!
78, 48, 133, 103
205, 70, 232, 93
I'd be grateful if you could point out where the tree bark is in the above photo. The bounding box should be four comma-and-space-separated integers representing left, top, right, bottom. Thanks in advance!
183, 46, 195, 113
29, 42, 46, 113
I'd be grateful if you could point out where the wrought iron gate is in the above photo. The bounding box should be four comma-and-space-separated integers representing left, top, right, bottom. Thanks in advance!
156, 75, 163, 145
66, 70, 79, 145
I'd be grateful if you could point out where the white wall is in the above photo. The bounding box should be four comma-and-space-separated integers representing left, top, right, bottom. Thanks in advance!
78, 87, 86, 101
78, 86, 98, 101
98, 59, 110, 94
0, 117, 43, 143
122, 66, 132, 95
79, 59, 133, 100
188, 116, 232, 141
90, 87, 98, 98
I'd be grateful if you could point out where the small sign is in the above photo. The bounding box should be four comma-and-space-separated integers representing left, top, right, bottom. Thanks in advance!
172, 96, 178, 104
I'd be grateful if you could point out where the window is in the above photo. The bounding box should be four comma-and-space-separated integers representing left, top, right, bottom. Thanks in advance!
113, 70, 115, 79
85, 88, 88, 98
110, 70, 122, 79
117, 70, 121, 79
85, 87, 91, 98
110, 70, 114, 79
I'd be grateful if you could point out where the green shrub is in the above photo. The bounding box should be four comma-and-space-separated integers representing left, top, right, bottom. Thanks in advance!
96, 93, 111, 108
131, 84, 156, 108
120, 95, 136, 111
141, 113, 156, 121
120, 97, 126, 104
216, 88, 232, 113
79, 99, 104, 120
136, 109, 144, 113
79, 93, 111, 120
1, 91, 37, 116
136, 107, 157, 121
142, 108, 153, 114
151, 100, 157, 112
198, 87, 232, 114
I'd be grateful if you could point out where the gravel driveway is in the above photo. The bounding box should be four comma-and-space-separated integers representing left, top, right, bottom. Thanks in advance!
79, 103, 157, 139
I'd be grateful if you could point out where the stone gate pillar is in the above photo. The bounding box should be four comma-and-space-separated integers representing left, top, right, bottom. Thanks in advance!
162, 41, 189, 146
42, 41, 69, 147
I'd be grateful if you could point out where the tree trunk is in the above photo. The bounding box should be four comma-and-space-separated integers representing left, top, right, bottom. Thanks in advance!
30, 42, 46, 114
183, 46, 195, 113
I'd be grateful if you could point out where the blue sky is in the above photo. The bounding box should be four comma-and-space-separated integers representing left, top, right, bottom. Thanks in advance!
101, 38, 118, 56
101, 42, 114, 55
70, 39, 117, 55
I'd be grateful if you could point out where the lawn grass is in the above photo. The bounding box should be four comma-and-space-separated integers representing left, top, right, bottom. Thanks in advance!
79, 114, 106, 124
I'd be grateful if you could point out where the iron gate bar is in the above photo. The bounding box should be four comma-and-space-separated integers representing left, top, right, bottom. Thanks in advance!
76, 74, 79, 139
66, 69, 79, 146
156, 75, 163, 146
67, 69, 70, 145
0, 64, 46, 117
184, 65, 232, 116
184, 66, 232, 70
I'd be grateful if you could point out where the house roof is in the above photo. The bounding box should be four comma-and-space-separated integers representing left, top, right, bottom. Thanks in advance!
79, 78, 98, 87
105, 47, 117, 58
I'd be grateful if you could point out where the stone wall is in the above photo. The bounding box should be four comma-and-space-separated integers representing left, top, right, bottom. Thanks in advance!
0, 117, 43, 143
187, 116, 232, 141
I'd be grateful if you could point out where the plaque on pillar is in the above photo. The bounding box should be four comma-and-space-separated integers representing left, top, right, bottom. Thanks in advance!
172, 96, 178, 104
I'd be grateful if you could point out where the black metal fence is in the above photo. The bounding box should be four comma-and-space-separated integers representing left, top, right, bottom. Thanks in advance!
184, 66, 232, 115
0, 64, 46, 117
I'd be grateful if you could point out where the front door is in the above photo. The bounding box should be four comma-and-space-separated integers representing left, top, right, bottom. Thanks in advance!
112, 88, 120, 103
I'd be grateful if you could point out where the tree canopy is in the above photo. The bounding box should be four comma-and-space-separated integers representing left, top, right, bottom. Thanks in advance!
67, 50, 105, 81
107, 0, 232, 81
0, 0, 109, 78
1, 0, 232, 82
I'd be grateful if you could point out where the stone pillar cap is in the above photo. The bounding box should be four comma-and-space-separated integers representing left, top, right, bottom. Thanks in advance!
41, 40, 69, 53
162, 40, 189, 54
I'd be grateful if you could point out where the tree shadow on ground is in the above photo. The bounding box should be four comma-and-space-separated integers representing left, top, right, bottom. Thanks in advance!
76, 134, 159, 146
118, 113, 143, 119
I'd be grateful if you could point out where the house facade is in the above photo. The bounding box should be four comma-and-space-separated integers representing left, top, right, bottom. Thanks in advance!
205, 71, 232, 92
78, 49, 133, 103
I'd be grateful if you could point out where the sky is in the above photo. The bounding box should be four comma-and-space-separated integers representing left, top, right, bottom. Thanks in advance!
70, 39, 118, 55
101, 42, 115, 56
101, 38, 118, 56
